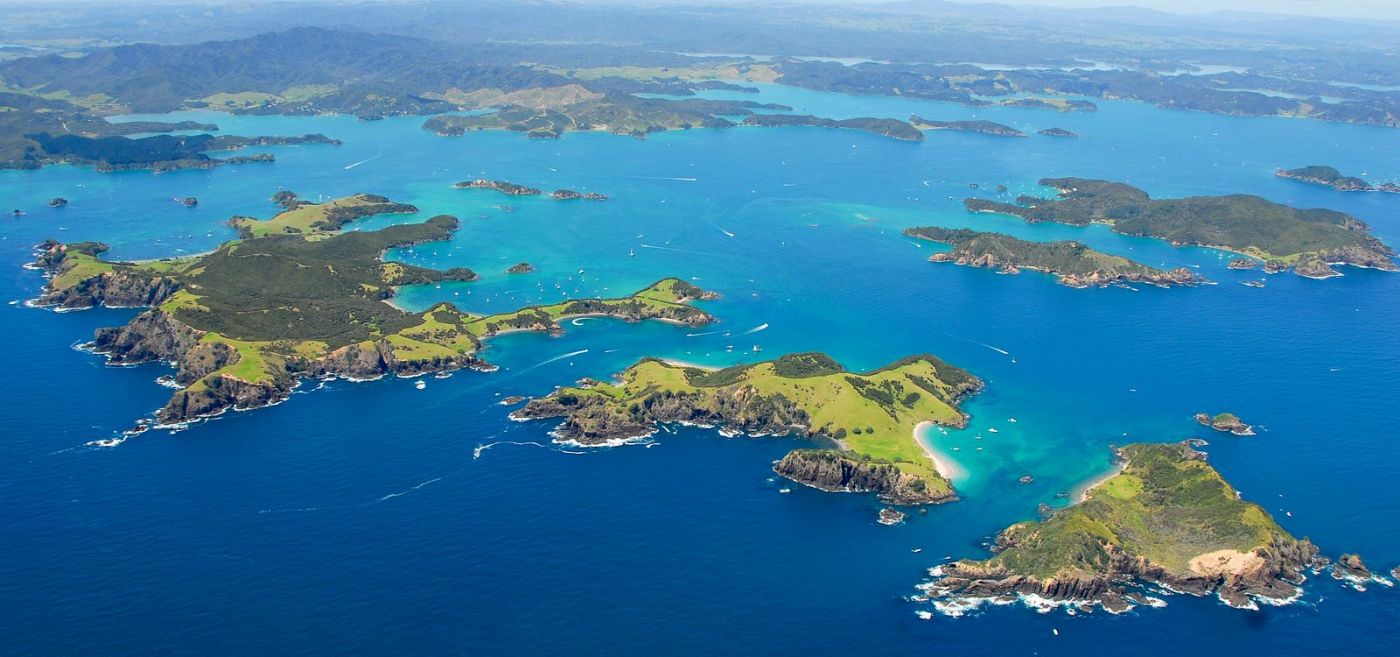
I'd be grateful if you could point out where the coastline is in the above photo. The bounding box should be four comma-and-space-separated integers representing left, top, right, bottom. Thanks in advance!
660, 358, 720, 371
1070, 458, 1127, 504
914, 421, 968, 482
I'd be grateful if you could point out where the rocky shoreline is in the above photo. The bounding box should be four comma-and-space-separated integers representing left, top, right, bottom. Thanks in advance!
774, 450, 958, 505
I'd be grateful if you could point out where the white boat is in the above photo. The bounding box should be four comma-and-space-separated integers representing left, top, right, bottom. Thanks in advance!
414, 380, 426, 390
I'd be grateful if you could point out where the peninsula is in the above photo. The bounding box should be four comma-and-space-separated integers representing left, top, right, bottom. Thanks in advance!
965, 178, 1397, 278
910, 116, 1026, 137
512, 352, 983, 505
904, 227, 1204, 288
1276, 165, 1400, 193
32, 194, 716, 432
918, 442, 1321, 614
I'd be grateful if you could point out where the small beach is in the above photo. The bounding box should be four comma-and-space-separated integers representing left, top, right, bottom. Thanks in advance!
915, 421, 968, 482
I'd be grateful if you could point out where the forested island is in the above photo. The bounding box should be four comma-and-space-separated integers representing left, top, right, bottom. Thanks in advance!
740, 114, 924, 141
424, 95, 790, 139
904, 227, 1204, 288
918, 442, 1323, 613
512, 352, 983, 504
1276, 166, 1400, 193
965, 178, 1397, 278
1038, 127, 1079, 138
909, 116, 1026, 137
31, 194, 716, 431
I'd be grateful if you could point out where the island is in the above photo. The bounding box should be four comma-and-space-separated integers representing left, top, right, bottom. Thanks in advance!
20, 130, 338, 173
917, 441, 1322, 614
1037, 127, 1079, 138
229, 193, 417, 238
424, 94, 792, 140
511, 352, 983, 505
48, 197, 68, 208
996, 98, 1098, 112
551, 189, 608, 201
1276, 165, 1400, 193
909, 116, 1026, 137
903, 227, 1204, 288
964, 178, 1398, 278
31, 194, 717, 433
180, 197, 198, 207
1195, 412, 1255, 436
1227, 258, 1259, 270
454, 180, 542, 196
506, 262, 535, 274
739, 114, 924, 141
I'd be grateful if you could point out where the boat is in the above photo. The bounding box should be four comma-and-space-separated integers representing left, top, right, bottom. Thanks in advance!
752, 345, 762, 352
414, 380, 426, 390
628, 248, 635, 257
778, 487, 791, 494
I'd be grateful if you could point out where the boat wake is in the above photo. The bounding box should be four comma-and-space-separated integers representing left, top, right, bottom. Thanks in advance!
473, 440, 548, 460
343, 152, 382, 170
377, 477, 444, 501
742, 322, 770, 335
532, 349, 589, 367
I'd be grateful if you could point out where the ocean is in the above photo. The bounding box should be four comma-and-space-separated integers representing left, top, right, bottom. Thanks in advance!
2, 83, 1397, 654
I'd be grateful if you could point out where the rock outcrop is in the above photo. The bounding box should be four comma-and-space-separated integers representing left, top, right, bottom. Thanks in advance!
775, 449, 956, 505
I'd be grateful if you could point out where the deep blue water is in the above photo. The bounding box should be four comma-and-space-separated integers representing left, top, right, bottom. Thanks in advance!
2, 85, 1398, 655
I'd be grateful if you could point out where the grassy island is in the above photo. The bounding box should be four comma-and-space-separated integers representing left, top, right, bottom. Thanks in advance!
920, 442, 1319, 613
513, 352, 983, 504
964, 178, 1397, 278
32, 194, 717, 429
904, 227, 1204, 288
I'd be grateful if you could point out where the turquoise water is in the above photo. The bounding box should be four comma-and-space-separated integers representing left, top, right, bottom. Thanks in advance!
3, 85, 1399, 654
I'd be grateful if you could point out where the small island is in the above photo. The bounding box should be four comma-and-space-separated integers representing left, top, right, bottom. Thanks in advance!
904, 227, 1204, 288
550, 189, 608, 201
918, 442, 1322, 614
48, 197, 68, 208
1195, 412, 1255, 436
512, 352, 983, 505
506, 262, 535, 274
740, 114, 924, 141
964, 178, 1397, 278
909, 116, 1025, 137
180, 197, 198, 207
1276, 165, 1400, 193
455, 180, 542, 196
31, 193, 716, 432
1037, 127, 1079, 138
